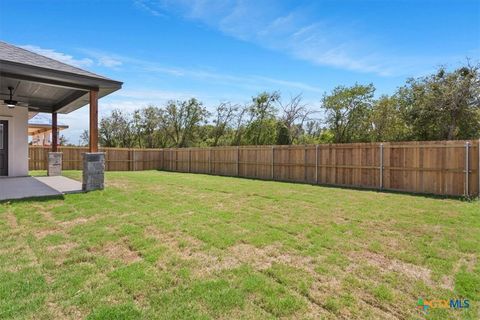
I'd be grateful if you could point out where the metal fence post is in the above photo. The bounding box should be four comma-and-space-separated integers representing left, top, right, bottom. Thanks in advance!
271, 146, 275, 179
379, 143, 384, 190
237, 146, 240, 176
315, 145, 318, 184
465, 142, 470, 196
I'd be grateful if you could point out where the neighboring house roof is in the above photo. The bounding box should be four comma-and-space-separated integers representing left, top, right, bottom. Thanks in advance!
0, 41, 122, 114
28, 123, 69, 136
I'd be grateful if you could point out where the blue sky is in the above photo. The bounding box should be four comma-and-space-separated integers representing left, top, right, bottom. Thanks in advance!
1, 0, 479, 144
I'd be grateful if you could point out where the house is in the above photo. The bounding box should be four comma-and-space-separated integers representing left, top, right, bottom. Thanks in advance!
0, 41, 122, 192
28, 115, 69, 146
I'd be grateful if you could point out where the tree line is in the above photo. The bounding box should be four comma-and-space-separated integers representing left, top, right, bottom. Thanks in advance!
80, 63, 480, 148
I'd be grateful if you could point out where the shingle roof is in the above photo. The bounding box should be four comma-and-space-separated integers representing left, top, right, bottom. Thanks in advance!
0, 41, 111, 80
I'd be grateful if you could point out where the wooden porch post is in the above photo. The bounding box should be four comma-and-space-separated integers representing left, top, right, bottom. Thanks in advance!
51, 112, 58, 152
89, 90, 99, 152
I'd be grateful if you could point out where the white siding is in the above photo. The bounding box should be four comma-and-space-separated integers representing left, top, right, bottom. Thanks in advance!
0, 107, 28, 176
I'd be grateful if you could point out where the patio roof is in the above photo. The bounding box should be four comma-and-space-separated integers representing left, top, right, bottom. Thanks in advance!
0, 41, 122, 114
28, 123, 68, 135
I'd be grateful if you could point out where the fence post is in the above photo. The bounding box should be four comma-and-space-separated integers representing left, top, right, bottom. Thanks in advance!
162, 149, 165, 170
478, 139, 480, 198
175, 149, 178, 171
209, 148, 212, 174
331, 144, 335, 184
315, 145, 318, 184
105, 149, 108, 171
237, 146, 240, 176
133, 149, 136, 171
465, 141, 470, 196
271, 146, 275, 179
128, 149, 132, 171
304, 146, 307, 182
379, 143, 384, 190
188, 148, 191, 173
254, 147, 258, 178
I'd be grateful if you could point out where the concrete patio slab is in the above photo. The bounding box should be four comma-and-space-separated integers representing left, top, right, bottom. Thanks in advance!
34, 176, 83, 194
0, 176, 82, 201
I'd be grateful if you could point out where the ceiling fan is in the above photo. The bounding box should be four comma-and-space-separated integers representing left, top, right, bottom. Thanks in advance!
1, 86, 39, 110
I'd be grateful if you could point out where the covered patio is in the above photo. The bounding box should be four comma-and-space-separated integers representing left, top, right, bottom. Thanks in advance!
28, 121, 69, 146
0, 41, 122, 199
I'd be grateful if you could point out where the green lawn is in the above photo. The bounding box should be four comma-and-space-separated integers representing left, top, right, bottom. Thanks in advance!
0, 171, 479, 319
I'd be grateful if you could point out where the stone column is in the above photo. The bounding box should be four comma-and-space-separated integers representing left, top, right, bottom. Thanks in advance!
82, 152, 105, 191
47, 152, 63, 176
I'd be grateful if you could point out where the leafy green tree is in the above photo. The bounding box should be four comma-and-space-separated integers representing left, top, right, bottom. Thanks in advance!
161, 98, 209, 147
299, 121, 334, 144
131, 106, 162, 148
397, 64, 480, 140
370, 95, 408, 141
275, 121, 291, 145
244, 92, 279, 145
99, 109, 135, 147
231, 106, 248, 146
322, 84, 375, 143
211, 102, 239, 146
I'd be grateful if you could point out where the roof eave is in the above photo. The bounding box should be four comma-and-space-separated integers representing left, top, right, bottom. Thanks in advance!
0, 59, 123, 114
0, 59, 123, 89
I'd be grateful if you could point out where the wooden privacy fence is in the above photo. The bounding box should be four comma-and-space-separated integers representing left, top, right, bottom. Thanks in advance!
29, 146, 163, 171
29, 140, 480, 197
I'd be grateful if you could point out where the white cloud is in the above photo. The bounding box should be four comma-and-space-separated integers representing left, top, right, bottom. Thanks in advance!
115, 88, 199, 102
134, 0, 165, 17
133, 60, 325, 93
76, 48, 325, 93
77, 49, 124, 68
21, 45, 125, 70
20, 45, 94, 68
144, 0, 432, 76
96, 55, 123, 68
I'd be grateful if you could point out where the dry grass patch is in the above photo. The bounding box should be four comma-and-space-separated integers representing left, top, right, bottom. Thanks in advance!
4, 212, 18, 229
98, 240, 142, 264
34, 228, 63, 240
59, 217, 93, 228
348, 251, 431, 283
46, 301, 84, 320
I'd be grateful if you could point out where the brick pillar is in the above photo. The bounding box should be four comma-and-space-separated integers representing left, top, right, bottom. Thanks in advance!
82, 152, 105, 191
47, 152, 62, 176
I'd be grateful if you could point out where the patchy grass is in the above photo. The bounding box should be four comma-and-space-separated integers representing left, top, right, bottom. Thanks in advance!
0, 170, 479, 319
